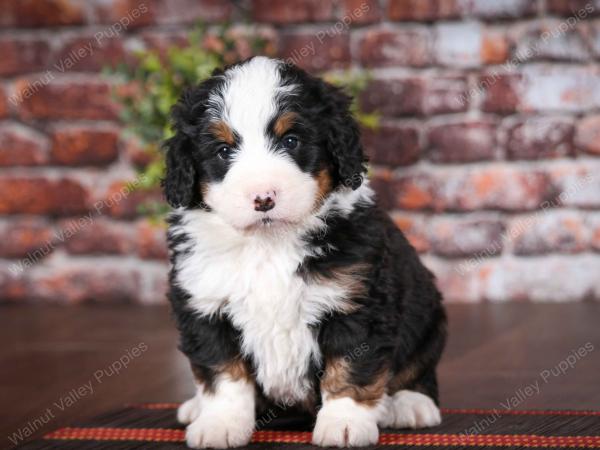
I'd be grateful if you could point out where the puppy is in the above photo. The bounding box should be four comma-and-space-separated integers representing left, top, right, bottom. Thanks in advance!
164, 56, 446, 449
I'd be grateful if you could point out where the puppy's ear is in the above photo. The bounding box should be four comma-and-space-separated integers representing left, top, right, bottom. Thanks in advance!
162, 87, 204, 208
163, 132, 197, 208
321, 82, 366, 190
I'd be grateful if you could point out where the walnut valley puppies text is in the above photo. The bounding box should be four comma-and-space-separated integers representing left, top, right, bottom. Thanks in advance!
7, 343, 147, 447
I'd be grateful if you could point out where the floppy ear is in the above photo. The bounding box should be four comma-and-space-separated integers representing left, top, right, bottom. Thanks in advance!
162, 86, 206, 208
321, 82, 367, 190
163, 132, 197, 208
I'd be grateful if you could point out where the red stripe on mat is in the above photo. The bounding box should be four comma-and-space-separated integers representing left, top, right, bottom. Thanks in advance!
44, 427, 600, 448
131, 403, 600, 416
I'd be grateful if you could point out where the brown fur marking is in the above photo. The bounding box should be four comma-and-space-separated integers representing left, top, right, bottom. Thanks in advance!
191, 358, 253, 393
314, 169, 334, 208
332, 263, 370, 302
321, 358, 389, 407
308, 263, 370, 314
210, 121, 235, 145
219, 358, 253, 383
387, 361, 420, 393
273, 112, 297, 137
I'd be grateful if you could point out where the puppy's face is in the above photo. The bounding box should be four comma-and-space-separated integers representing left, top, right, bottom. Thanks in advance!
164, 57, 365, 231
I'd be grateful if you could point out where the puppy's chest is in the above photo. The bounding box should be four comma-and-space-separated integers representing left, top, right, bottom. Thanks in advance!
177, 232, 346, 403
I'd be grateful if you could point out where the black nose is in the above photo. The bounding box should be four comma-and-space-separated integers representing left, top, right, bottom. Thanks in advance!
254, 195, 275, 212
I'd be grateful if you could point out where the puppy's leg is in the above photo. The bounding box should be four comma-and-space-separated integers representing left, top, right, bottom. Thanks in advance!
389, 390, 441, 429
177, 386, 202, 425
388, 368, 441, 429
312, 358, 389, 447
185, 361, 255, 449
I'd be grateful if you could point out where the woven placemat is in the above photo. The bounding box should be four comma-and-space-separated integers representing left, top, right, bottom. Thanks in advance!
18, 403, 600, 449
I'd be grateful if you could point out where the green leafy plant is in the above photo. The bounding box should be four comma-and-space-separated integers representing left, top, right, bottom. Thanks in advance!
110, 23, 378, 218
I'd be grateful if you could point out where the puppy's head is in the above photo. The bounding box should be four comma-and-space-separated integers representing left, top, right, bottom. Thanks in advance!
163, 57, 366, 231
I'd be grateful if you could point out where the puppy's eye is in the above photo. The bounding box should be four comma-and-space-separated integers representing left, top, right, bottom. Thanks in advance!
217, 145, 234, 160
281, 135, 299, 150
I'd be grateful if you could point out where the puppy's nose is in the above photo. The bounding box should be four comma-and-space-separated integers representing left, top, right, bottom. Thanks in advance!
253, 191, 276, 212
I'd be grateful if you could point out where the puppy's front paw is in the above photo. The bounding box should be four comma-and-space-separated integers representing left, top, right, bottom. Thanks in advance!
177, 396, 200, 425
390, 390, 441, 429
312, 399, 379, 447
186, 411, 254, 449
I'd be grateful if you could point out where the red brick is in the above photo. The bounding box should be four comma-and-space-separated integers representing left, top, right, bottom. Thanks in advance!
253, 0, 335, 23
504, 117, 575, 160
361, 76, 469, 117
0, 267, 28, 302
387, 0, 459, 21
548, 162, 600, 209
0, 38, 51, 76
141, 30, 189, 59
394, 173, 436, 210
53, 35, 129, 72
28, 265, 142, 303
586, 20, 600, 58
391, 213, 429, 253
429, 217, 505, 258
208, 25, 278, 64
358, 28, 431, 67
546, 0, 599, 16
92, 0, 231, 26
436, 166, 554, 212
434, 22, 482, 68
0, 0, 85, 27
137, 221, 167, 259
361, 123, 420, 166
0, 218, 53, 259
50, 126, 119, 166
520, 65, 600, 113
279, 31, 350, 71
511, 21, 591, 63
0, 123, 49, 167
480, 73, 522, 114
510, 212, 588, 255
97, 180, 162, 219
575, 115, 600, 155
422, 256, 484, 303
0, 177, 89, 216
589, 214, 600, 252
154, 0, 232, 24
123, 136, 155, 167
388, 0, 534, 22
340, 0, 381, 24
429, 253, 600, 303
427, 119, 497, 163
468, 0, 536, 19
369, 169, 395, 210
61, 218, 135, 255
91, 0, 155, 27
0, 86, 7, 118
143, 266, 169, 304
480, 256, 600, 302
481, 30, 509, 65
16, 78, 118, 120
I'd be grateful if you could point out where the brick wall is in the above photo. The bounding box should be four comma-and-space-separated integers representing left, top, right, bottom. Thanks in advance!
1, 0, 599, 304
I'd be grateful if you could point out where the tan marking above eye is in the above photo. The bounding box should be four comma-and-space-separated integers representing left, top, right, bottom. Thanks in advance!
273, 112, 298, 137
210, 121, 235, 145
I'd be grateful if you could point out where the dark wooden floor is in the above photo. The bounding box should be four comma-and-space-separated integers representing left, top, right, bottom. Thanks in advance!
2, 303, 599, 449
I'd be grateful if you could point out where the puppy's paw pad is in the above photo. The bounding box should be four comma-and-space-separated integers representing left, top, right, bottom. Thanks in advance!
312, 409, 379, 447
177, 397, 200, 425
391, 390, 441, 429
186, 414, 253, 449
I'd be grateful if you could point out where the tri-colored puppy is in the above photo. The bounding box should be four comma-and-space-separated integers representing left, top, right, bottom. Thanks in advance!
164, 56, 447, 449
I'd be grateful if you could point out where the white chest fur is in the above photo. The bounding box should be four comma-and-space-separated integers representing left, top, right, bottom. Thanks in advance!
172, 211, 352, 404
